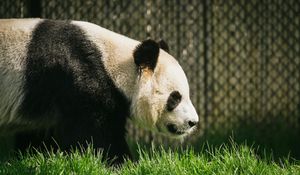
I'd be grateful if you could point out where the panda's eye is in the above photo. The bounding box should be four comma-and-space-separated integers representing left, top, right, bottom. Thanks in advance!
166, 91, 182, 111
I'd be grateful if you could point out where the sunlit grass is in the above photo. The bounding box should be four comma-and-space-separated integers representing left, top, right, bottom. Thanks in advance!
0, 142, 299, 175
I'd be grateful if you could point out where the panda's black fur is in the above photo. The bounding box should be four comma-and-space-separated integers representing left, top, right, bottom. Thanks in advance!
16, 20, 132, 164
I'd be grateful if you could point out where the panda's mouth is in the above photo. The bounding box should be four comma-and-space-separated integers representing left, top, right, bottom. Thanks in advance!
166, 124, 186, 135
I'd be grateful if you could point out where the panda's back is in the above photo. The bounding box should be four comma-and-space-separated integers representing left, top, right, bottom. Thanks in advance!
0, 19, 130, 134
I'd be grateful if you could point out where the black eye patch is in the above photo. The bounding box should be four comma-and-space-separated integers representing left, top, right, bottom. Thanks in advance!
166, 91, 182, 111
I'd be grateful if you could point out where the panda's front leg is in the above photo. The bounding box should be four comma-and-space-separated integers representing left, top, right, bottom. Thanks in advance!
56, 114, 132, 165
105, 135, 132, 165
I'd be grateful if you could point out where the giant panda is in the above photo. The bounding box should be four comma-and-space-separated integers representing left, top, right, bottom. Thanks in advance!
0, 19, 199, 163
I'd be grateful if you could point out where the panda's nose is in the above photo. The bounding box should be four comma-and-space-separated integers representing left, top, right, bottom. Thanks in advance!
187, 120, 198, 128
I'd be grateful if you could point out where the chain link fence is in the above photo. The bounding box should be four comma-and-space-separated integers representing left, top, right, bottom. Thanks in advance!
1, 0, 300, 157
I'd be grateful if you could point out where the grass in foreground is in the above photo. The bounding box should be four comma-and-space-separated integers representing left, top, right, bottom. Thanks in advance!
0, 143, 299, 175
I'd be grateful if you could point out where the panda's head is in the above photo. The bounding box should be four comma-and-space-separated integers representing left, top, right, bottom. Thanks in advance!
131, 39, 199, 138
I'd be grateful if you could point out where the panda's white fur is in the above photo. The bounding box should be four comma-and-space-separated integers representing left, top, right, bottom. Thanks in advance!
0, 19, 45, 132
0, 19, 198, 138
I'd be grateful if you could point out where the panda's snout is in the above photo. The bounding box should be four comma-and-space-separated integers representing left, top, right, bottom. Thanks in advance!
166, 120, 198, 135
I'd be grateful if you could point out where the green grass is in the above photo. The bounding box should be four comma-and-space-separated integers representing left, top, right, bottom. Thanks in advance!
1, 142, 300, 175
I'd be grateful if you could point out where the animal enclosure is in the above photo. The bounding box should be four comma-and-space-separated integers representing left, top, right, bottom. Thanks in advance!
1, 0, 299, 158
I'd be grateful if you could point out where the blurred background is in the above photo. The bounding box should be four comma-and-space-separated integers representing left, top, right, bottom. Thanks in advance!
0, 0, 299, 160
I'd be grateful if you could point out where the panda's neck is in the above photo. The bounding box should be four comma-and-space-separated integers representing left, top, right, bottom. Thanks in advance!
72, 21, 139, 100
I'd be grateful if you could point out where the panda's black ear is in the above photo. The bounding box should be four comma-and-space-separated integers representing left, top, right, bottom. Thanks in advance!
134, 39, 159, 71
158, 39, 170, 53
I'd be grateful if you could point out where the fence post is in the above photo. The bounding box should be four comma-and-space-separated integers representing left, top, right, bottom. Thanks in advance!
203, 0, 209, 137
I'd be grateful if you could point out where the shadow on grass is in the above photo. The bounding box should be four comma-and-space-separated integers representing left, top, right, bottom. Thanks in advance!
1, 114, 299, 165
196, 115, 300, 162
127, 114, 300, 162
0, 136, 15, 163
